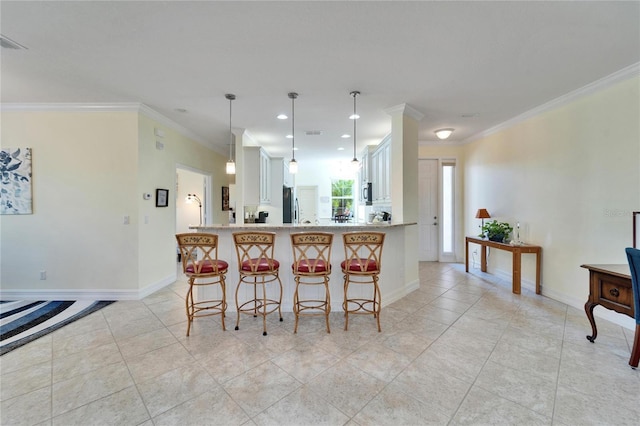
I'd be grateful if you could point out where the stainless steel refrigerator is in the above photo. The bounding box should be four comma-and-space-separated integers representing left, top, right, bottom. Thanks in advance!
283, 186, 297, 223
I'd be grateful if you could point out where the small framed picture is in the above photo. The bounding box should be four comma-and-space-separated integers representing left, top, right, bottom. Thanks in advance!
634, 211, 639, 248
156, 189, 169, 207
222, 186, 230, 211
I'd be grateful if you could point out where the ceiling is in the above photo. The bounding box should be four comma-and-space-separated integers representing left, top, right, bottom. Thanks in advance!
1, 1, 639, 163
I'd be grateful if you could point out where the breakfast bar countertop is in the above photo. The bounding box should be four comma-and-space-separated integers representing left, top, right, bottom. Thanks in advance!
189, 222, 417, 230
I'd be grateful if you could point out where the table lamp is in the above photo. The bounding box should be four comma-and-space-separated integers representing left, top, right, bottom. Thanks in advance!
476, 208, 491, 237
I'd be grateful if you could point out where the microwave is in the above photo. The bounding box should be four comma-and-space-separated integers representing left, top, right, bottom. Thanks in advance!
362, 182, 372, 205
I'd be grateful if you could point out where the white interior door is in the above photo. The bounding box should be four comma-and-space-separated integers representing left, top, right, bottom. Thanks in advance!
419, 159, 438, 261
297, 185, 318, 224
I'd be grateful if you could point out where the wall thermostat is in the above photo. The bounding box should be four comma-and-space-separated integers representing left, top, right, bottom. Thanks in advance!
143, 193, 152, 200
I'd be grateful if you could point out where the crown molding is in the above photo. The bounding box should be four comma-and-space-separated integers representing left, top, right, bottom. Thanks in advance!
0, 102, 222, 154
384, 103, 425, 121
463, 62, 640, 144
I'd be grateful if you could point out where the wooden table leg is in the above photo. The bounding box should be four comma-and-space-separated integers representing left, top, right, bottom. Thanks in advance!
584, 300, 598, 342
465, 239, 469, 272
630, 324, 640, 369
480, 246, 487, 272
512, 251, 521, 294
535, 251, 541, 294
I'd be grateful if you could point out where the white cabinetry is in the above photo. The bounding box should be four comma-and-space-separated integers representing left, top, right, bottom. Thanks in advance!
370, 136, 391, 204
244, 147, 271, 205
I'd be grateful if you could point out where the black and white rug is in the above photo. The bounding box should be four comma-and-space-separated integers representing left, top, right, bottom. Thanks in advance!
0, 300, 115, 356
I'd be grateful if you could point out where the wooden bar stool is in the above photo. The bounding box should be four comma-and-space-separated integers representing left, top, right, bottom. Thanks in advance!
290, 232, 333, 333
341, 231, 385, 332
232, 231, 283, 336
175, 233, 229, 336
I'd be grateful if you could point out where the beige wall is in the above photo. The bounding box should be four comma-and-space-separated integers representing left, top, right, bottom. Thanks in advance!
0, 108, 227, 298
463, 76, 639, 327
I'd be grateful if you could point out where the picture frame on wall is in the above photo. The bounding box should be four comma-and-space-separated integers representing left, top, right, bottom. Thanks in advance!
634, 211, 639, 248
222, 186, 230, 211
156, 189, 169, 207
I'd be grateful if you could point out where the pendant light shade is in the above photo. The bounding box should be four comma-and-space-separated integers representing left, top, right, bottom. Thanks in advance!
288, 92, 298, 174
350, 91, 360, 171
225, 94, 236, 175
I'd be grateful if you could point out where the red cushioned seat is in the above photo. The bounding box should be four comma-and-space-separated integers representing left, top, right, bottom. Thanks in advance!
292, 259, 328, 273
186, 259, 229, 274
241, 258, 280, 272
341, 258, 379, 272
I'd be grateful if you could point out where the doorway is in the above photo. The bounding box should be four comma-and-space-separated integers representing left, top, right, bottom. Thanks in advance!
297, 185, 318, 224
176, 166, 212, 233
418, 159, 438, 261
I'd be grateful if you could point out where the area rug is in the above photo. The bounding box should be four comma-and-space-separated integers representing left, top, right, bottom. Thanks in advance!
0, 300, 115, 356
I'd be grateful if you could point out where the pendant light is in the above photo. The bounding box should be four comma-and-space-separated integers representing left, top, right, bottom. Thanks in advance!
350, 91, 360, 170
225, 93, 236, 174
288, 92, 298, 174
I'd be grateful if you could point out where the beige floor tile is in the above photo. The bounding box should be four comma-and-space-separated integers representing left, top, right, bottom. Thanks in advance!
345, 342, 413, 382
117, 327, 179, 360
222, 361, 301, 417
474, 360, 557, 417
271, 340, 339, 383
253, 386, 350, 426
52, 341, 123, 383
451, 386, 551, 425
51, 361, 134, 417
152, 388, 250, 426
1, 386, 52, 426
136, 363, 218, 418
1, 360, 51, 401
0, 335, 52, 374
553, 385, 640, 425
52, 327, 116, 358
353, 385, 451, 425
51, 386, 149, 426
391, 362, 472, 417
125, 342, 194, 384
488, 340, 560, 383
306, 360, 386, 417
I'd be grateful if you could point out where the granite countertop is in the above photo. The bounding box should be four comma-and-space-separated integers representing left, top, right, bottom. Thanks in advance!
189, 222, 417, 230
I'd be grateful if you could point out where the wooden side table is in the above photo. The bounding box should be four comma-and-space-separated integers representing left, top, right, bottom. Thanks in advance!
465, 236, 542, 294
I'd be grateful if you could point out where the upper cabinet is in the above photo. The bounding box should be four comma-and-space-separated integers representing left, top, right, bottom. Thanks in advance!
244, 147, 271, 205
370, 135, 391, 204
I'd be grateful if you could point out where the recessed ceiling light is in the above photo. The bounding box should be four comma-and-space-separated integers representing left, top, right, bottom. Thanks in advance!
349, 114, 360, 120
341, 134, 351, 138
277, 114, 288, 120
337, 147, 345, 151
175, 108, 188, 113
293, 147, 299, 151
461, 113, 479, 118
286, 134, 293, 139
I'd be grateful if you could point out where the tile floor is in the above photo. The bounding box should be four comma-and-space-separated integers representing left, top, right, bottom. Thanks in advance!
1, 262, 639, 425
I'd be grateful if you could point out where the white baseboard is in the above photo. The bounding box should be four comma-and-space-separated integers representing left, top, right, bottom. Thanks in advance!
492, 268, 635, 331
0, 274, 177, 301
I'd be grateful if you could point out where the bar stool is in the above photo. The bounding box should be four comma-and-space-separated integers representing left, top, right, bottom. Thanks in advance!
290, 232, 333, 333
341, 231, 385, 332
232, 231, 283, 336
175, 233, 229, 336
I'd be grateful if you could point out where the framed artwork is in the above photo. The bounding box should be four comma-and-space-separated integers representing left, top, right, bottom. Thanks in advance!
1, 147, 32, 215
156, 188, 169, 207
634, 211, 639, 248
222, 186, 230, 211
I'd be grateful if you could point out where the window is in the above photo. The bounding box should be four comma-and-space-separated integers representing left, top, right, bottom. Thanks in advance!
442, 162, 455, 254
331, 179, 354, 218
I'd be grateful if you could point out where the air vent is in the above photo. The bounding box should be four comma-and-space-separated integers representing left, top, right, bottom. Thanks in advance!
305, 130, 323, 136
0, 35, 28, 50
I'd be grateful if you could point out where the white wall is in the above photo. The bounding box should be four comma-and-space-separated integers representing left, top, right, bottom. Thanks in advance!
464, 76, 639, 327
0, 108, 228, 299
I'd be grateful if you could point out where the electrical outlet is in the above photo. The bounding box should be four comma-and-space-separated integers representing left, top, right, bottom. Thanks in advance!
40, 270, 46, 280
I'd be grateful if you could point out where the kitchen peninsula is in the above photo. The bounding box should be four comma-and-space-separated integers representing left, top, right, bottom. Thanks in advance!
190, 222, 419, 313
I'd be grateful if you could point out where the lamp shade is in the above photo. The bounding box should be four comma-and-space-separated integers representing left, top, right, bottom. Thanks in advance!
475, 208, 491, 219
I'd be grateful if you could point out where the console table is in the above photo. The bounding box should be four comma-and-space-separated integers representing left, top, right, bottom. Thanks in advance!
581, 264, 638, 368
465, 236, 542, 294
